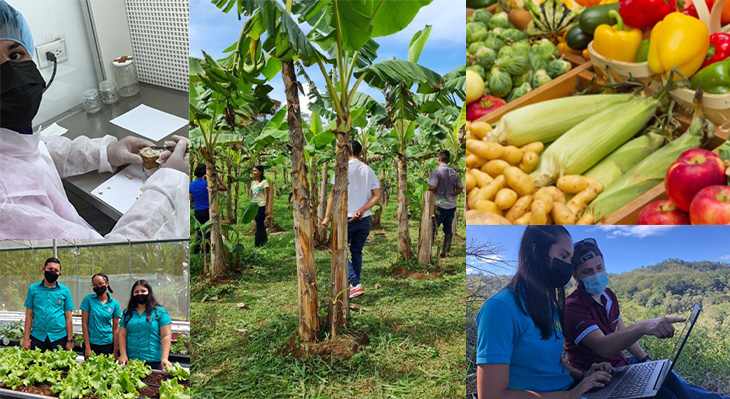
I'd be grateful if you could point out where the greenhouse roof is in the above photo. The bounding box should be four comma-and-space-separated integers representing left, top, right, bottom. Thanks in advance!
0, 239, 187, 251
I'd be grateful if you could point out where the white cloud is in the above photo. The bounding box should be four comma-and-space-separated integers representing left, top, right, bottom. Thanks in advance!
594, 226, 678, 239
719, 255, 730, 261
386, 0, 465, 46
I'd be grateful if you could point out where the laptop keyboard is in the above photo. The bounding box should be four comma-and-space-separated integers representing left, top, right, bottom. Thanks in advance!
607, 362, 658, 399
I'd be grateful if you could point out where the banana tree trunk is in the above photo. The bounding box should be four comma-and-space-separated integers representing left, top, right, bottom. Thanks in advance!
417, 190, 435, 265
266, 181, 275, 228
233, 159, 241, 223
202, 148, 225, 277
396, 154, 412, 260
328, 130, 350, 338
282, 60, 319, 343
315, 162, 329, 246
381, 168, 389, 207
226, 161, 234, 225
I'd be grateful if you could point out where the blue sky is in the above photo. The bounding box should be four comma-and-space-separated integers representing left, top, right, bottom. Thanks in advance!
468, 226, 730, 275
189, 0, 465, 111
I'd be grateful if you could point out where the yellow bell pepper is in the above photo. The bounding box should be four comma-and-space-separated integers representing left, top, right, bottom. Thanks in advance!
593, 10, 643, 62
648, 12, 710, 81
599, 0, 618, 4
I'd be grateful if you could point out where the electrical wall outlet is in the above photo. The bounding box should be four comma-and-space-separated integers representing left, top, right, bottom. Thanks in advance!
35, 38, 68, 69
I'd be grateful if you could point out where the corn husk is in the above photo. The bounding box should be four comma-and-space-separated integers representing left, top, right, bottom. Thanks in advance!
589, 95, 712, 220
532, 97, 659, 187
583, 133, 665, 188
488, 94, 633, 146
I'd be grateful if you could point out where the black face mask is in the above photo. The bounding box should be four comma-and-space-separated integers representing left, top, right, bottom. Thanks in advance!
548, 257, 573, 288
44, 270, 59, 283
94, 286, 107, 296
0, 60, 46, 132
133, 294, 148, 304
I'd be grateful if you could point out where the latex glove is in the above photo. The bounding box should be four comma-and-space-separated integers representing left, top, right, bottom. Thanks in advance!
107, 136, 154, 167
160, 135, 190, 174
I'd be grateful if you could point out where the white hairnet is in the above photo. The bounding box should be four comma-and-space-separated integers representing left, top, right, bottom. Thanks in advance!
0, 0, 34, 58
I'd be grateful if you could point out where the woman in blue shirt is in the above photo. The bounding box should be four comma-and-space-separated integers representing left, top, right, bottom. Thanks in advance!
190, 164, 227, 251
476, 226, 613, 399
117, 280, 172, 370
80, 273, 121, 358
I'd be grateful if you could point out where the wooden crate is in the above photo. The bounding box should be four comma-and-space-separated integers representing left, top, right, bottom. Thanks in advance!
471, 66, 729, 225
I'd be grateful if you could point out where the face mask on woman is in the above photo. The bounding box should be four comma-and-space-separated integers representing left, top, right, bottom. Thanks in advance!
548, 257, 573, 288
93, 286, 107, 296
133, 294, 148, 304
0, 60, 46, 132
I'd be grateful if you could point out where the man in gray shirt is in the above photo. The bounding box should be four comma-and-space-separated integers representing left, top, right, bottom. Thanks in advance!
428, 150, 463, 258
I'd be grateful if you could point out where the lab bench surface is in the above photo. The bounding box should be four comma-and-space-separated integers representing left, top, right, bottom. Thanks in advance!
44, 83, 188, 231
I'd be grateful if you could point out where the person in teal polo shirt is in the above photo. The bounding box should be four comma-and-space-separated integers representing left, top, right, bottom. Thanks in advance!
80, 273, 121, 358
22, 257, 75, 352
475, 226, 613, 399
117, 280, 172, 370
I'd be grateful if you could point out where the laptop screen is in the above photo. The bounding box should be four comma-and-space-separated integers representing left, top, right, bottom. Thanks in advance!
666, 304, 702, 379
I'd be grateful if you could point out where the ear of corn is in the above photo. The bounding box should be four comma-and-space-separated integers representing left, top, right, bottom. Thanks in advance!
583, 133, 666, 188
532, 97, 659, 187
589, 112, 710, 220
488, 94, 633, 146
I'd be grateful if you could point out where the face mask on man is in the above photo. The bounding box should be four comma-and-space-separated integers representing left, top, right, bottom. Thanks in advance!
548, 257, 573, 288
0, 60, 46, 132
581, 271, 610, 295
44, 270, 59, 283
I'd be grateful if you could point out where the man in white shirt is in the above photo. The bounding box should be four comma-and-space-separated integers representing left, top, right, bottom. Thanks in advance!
322, 140, 381, 299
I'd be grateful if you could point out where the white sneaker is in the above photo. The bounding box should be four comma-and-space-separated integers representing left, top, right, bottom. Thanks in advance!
349, 284, 364, 299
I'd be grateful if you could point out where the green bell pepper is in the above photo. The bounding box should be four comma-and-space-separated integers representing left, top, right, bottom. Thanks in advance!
635, 39, 650, 63
690, 59, 730, 94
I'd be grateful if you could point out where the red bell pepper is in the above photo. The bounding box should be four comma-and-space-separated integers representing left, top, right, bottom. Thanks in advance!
702, 33, 730, 69
680, 0, 713, 19
466, 95, 506, 121
619, 0, 677, 29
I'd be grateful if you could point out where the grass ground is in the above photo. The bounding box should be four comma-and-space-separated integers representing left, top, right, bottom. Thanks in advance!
190, 194, 466, 398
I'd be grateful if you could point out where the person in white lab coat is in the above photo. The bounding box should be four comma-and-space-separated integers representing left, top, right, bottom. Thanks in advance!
0, 0, 189, 239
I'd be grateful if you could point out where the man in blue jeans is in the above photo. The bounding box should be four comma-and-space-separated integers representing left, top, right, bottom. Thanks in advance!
565, 238, 729, 399
428, 150, 463, 258
322, 140, 381, 299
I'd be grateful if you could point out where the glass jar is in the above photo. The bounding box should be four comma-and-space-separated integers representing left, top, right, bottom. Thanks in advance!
81, 89, 101, 114
98, 80, 119, 104
112, 55, 140, 97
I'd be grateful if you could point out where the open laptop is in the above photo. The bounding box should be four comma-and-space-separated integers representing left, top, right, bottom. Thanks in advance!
582, 303, 702, 399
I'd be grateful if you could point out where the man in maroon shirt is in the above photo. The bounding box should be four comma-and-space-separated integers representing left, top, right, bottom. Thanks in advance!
562, 238, 685, 372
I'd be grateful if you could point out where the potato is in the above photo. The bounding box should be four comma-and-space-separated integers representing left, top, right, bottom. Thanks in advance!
467, 187, 482, 209
515, 212, 531, 225
537, 186, 566, 204
466, 154, 486, 170
472, 200, 502, 215
577, 213, 595, 225
470, 169, 493, 188
470, 121, 493, 139
586, 177, 604, 193
495, 189, 519, 210
467, 140, 505, 160
484, 159, 511, 178
466, 210, 512, 225
520, 142, 544, 155
518, 151, 539, 174
466, 172, 476, 193
557, 175, 590, 194
476, 175, 506, 202
567, 187, 599, 214
504, 166, 536, 196
551, 202, 577, 225
502, 146, 523, 165
529, 202, 549, 225
506, 195, 533, 223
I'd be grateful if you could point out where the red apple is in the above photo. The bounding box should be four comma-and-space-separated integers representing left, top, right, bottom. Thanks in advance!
665, 149, 727, 212
637, 200, 691, 225
689, 185, 730, 225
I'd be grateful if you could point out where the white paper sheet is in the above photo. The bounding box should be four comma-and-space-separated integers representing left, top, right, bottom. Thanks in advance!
40, 123, 68, 137
109, 104, 187, 142
90, 165, 152, 214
